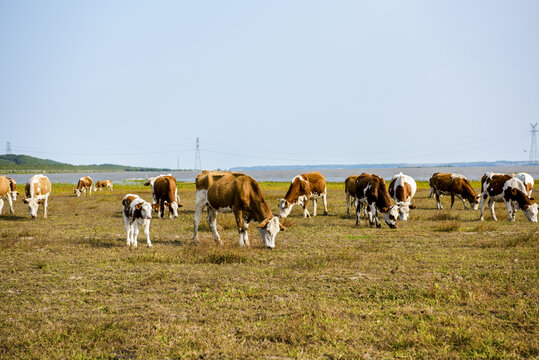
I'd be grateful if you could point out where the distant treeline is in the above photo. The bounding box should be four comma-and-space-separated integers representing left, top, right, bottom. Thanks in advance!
0, 154, 171, 172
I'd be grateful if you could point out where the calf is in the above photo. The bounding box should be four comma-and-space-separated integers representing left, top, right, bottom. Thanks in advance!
355, 173, 399, 228
74, 176, 93, 197
122, 194, 153, 248
0, 176, 15, 215
195, 173, 284, 248
278, 172, 328, 218
6, 177, 19, 201
479, 173, 537, 222
94, 180, 113, 191
429, 173, 479, 210
515, 172, 534, 197
152, 175, 183, 218
23, 174, 51, 219
388, 172, 417, 220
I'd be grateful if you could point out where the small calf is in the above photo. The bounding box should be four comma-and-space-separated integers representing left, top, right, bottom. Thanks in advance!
122, 194, 152, 248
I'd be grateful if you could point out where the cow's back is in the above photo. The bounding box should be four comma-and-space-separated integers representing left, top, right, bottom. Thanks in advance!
154, 176, 177, 202
196, 170, 243, 191
302, 172, 326, 193
345, 175, 358, 195
354, 173, 376, 197
26, 175, 51, 198
0, 176, 10, 196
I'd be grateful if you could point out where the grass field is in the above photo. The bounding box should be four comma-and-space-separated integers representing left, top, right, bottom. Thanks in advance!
0, 181, 537, 359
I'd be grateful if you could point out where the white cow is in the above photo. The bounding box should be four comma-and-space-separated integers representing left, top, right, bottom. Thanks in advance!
122, 194, 152, 248
23, 175, 52, 219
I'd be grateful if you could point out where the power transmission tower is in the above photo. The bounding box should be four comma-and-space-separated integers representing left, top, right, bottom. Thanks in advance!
5, 141, 11, 154
530, 123, 538, 164
194, 137, 201, 170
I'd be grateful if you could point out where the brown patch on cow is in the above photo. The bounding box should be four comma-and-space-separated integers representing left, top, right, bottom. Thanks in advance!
345, 175, 358, 197
0, 176, 10, 197
482, 174, 512, 197
26, 176, 52, 199
76, 176, 93, 190
283, 172, 326, 205
195, 170, 244, 191
430, 173, 478, 206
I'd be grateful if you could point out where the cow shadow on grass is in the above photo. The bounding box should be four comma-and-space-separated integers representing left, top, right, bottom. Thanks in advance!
0, 215, 28, 221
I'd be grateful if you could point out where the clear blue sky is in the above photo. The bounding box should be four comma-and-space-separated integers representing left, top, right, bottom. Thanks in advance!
1, 1, 538, 169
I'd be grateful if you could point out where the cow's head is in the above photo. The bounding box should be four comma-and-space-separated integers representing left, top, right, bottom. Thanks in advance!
257, 216, 285, 249
169, 202, 179, 218
74, 188, 83, 197
11, 191, 19, 201
522, 203, 538, 223
396, 201, 416, 221
471, 195, 480, 210
22, 198, 44, 219
136, 202, 152, 220
381, 205, 399, 228
278, 199, 293, 218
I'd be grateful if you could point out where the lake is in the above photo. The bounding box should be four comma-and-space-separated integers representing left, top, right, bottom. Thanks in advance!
5, 165, 539, 184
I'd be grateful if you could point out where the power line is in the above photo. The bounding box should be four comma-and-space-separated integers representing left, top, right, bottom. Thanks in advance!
194, 137, 201, 170
530, 123, 538, 164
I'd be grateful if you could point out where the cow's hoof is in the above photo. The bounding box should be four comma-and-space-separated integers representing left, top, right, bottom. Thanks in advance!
376, 224, 381, 229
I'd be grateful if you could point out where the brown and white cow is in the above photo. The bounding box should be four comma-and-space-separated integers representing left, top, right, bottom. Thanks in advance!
151, 175, 183, 218
479, 173, 538, 222
6, 177, 19, 201
74, 176, 93, 197
193, 171, 246, 243
94, 180, 113, 191
345, 175, 358, 217
0, 176, 15, 215
429, 173, 480, 210
23, 174, 51, 219
194, 172, 284, 248
515, 172, 534, 197
122, 194, 153, 248
278, 172, 328, 218
354, 173, 399, 228
388, 172, 417, 221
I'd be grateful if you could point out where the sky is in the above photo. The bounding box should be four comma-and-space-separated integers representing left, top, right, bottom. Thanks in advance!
1, 1, 538, 169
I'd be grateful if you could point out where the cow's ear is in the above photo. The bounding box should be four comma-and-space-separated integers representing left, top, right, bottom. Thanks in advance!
22, 199, 29, 204
135, 204, 142, 210
144, 181, 150, 186
524, 204, 530, 210
37, 199, 44, 205
258, 218, 270, 228
409, 204, 417, 209
530, 197, 535, 201
177, 203, 184, 208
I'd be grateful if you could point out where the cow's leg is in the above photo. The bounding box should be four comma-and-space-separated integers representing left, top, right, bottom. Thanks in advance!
367, 204, 375, 227
504, 200, 515, 222
457, 194, 467, 209
303, 198, 311, 218
428, 187, 434, 198
0, 198, 4, 215
450, 194, 455, 209
322, 193, 328, 215
132, 223, 139, 248
479, 194, 487, 221
5, 193, 14, 214
234, 210, 248, 247
371, 205, 381, 228
488, 199, 497, 221
192, 190, 207, 244
89, 186, 92, 196
159, 200, 165, 219
435, 191, 443, 210
124, 218, 132, 246
312, 198, 318, 217
346, 192, 351, 217
143, 219, 152, 247
355, 200, 361, 226
207, 208, 222, 245
43, 198, 48, 218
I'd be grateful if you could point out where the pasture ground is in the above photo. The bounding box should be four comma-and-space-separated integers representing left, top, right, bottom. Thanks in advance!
0, 181, 537, 359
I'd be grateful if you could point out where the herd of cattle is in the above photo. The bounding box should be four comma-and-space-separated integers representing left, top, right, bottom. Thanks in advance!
0, 170, 536, 248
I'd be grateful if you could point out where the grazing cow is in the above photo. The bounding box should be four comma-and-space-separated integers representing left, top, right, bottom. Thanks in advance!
354, 173, 399, 228
0, 176, 15, 215
388, 173, 417, 221
94, 180, 113, 191
152, 175, 183, 218
74, 176, 93, 197
429, 173, 480, 210
144, 174, 180, 204
192, 170, 244, 242
278, 172, 328, 218
23, 174, 51, 219
479, 173, 538, 222
345, 175, 358, 217
515, 172, 534, 197
194, 172, 284, 248
6, 177, 19, 201
122, 194, 152, 248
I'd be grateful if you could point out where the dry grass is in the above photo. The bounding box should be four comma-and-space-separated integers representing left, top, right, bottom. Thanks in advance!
0, 181, 537, 359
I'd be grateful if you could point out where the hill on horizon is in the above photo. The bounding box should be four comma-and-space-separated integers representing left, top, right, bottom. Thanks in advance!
0, 154, 171, 172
